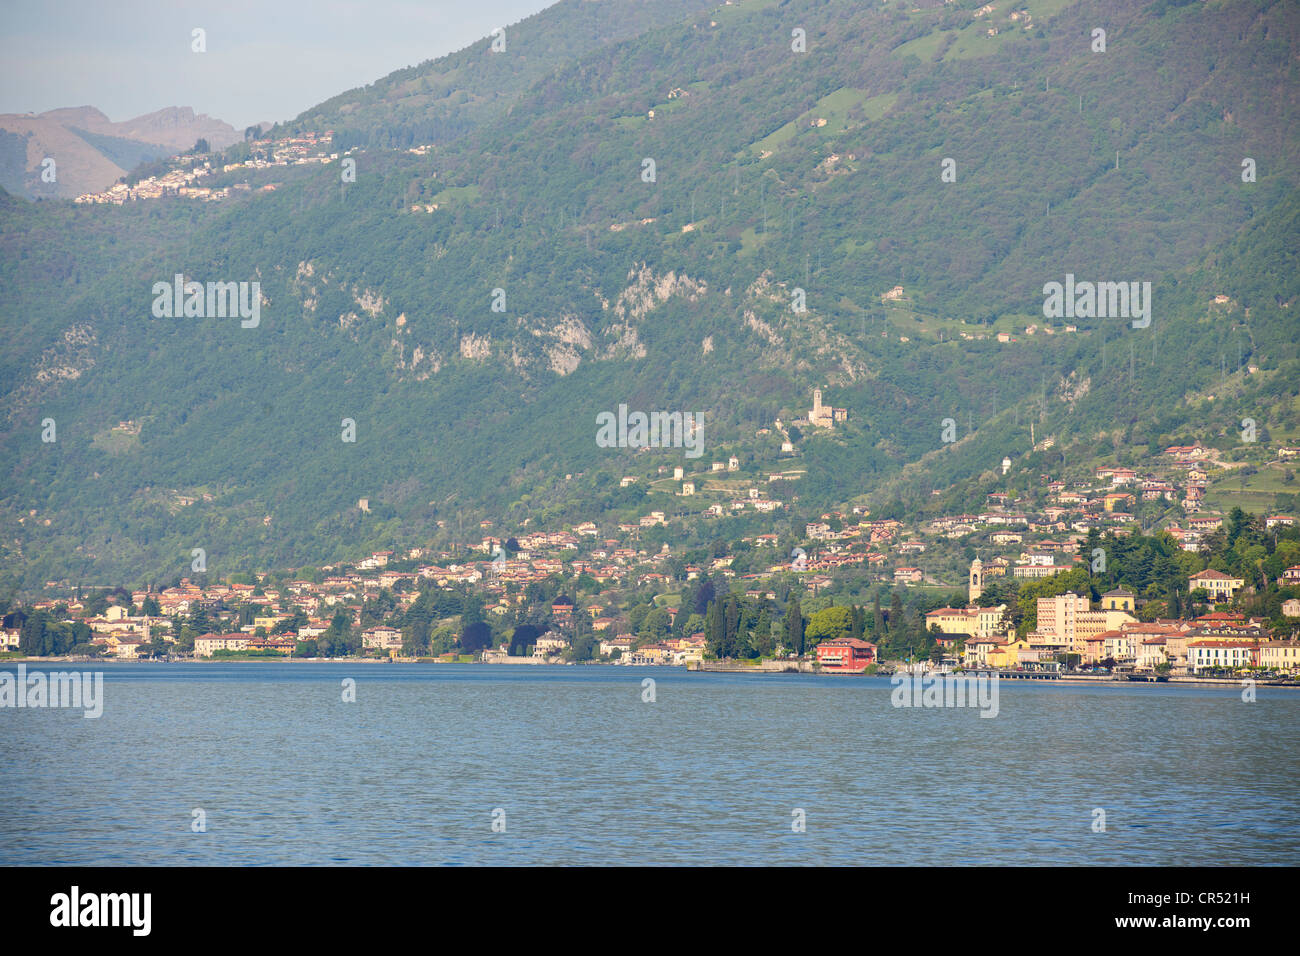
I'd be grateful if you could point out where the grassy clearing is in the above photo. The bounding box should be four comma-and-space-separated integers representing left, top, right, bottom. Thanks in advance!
748, 90, 898, 156
91, 427, 141, 455
1205, 461, 1298, 513
736, 225, 768, 256
712, 0, 781, 23
429, 184, 481, 205
894, 30, 954, 62
877, 302, 1068, 342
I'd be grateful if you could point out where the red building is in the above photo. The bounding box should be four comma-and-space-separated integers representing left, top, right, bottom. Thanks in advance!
815, 637, 877, 673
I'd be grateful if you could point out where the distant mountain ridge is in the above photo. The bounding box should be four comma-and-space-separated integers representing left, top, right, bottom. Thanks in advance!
0, 105, 240, 199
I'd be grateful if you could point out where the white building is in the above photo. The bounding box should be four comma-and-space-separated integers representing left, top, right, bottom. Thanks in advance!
534, 633, 571, 658
1188, 640, 1253, 673
194, 633, 251, 657
362, 626, 403, 651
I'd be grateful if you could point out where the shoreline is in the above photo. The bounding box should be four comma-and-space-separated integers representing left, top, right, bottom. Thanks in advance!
3, 656, 1298, 687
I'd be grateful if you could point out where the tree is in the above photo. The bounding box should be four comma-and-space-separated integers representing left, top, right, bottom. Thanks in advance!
189, 607, 211, 637
19, 611, 49, 655
459, 621, 493, 653
724, 594, 741, 655
570, 614, 597, 660
461, 591, 486, 628
785, 594, 804, 656
705, 599, 726, 658
628, 603, 653, 632
323, 608, 357, 657
694, 579, 716, 615
429, 625, 457, 655
640, 606, 672, 641
274, 609, 308, 634
752, 610, 773, 656
510, 623, 543, 656
888, 592, 904, 634
806, 606, 852, 645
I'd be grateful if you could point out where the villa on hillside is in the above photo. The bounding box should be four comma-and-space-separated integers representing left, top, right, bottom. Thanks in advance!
1188, 569, 1245, 602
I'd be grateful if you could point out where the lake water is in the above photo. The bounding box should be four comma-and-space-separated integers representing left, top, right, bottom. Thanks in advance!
2, 663, 1296, 865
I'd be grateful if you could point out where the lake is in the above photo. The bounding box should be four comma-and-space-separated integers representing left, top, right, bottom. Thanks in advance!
1, 662, 1296, 865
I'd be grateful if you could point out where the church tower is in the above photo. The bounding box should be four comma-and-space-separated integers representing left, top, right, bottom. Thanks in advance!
969, 558, 983, 604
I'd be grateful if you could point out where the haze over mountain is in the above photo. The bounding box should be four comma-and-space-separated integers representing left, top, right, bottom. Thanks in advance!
1, 0, 1297, 595
0, 105, 241, 199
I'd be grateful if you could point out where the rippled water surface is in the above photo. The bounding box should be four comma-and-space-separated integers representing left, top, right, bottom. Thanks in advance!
2, 663, 1296, 865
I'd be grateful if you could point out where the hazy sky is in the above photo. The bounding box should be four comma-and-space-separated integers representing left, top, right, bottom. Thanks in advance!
0, 0, 556, 128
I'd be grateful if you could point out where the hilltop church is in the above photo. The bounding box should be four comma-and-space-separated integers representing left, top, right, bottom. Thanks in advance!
808, 388, 848, 428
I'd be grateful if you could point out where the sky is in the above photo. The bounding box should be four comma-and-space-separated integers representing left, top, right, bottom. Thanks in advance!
0, 0, 556, 129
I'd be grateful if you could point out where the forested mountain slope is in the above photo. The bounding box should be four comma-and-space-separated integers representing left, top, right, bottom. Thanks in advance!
1, 0, 1297, 593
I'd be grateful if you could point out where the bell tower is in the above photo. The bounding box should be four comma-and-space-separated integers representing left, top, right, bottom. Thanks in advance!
969, 558, 983, 604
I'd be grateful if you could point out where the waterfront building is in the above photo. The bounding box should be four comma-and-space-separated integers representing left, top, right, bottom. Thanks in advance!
814, 637, 876, 673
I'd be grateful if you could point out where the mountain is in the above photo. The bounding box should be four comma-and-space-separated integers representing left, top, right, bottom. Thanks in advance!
0, 106, 241, 199
1, 0, 1298, 595
285, 0, 724, 149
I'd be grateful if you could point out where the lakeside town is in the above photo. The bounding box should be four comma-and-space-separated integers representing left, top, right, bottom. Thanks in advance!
7, 421, 1300, 683
6, 556, 1295, 680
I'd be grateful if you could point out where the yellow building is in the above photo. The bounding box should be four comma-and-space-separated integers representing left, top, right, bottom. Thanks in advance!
986, 638, 1032, 669
925, 604, 1008, 640
1260, 641, 1300, 674
1100, 589, 1135, 612
1188, 570, 1245, 602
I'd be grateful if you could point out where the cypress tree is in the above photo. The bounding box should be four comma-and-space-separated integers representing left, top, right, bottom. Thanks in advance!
889, 592, 904, 632
786, 593, 804, 656
724, 594, 741, 657
754, 610, 772, 655
706, 599, 726, 658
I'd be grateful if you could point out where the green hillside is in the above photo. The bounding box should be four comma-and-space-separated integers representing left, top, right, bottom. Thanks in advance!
1, 0, 1298, 594
285, 0, 722, 150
